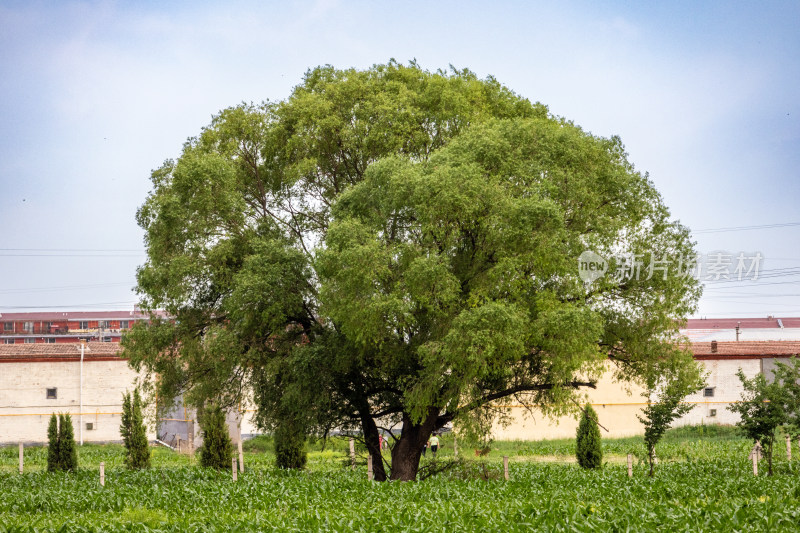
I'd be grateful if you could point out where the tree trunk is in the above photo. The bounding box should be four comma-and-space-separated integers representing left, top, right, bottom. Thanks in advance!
766, 439, 774, 477
648, 445, 655, 477
389, 408, 439, 481
360, 413, 387, 481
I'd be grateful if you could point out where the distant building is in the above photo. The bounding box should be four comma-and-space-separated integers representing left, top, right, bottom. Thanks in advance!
676, 340, 800, 426
0, 310, 152, 344
494, 318, 800, 440
0, 332, 257, 446
0, 341, 154, 444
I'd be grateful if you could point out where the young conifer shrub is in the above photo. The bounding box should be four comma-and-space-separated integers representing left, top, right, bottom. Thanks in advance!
125, 388, 151, 469
58, 413, 78, 472
576, 404, 603, 469
199, 404, 233, 470
120, 391, 132, 451
46, 413, 60, 472
274, 420, 307, 470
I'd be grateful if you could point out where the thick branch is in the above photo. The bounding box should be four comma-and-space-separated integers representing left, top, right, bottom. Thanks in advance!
437, 380, 597, 427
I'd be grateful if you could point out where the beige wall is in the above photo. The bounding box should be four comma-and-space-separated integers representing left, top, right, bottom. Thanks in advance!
675, 358, 761, 426
0, 360, 154, 444
491, 369, 646, 441
491, 358, 763, 441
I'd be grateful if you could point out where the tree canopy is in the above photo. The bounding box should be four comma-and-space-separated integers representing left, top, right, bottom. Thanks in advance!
124, 61, 701, 481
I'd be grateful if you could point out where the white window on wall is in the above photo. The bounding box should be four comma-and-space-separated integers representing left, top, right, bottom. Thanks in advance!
46, 338, 56, 344
3, 322, 12, 332
79, 321, 89, 329
4, 338, 15, 344
24, 338, 35, 344
23, 321, 33, 333
120, 320, 130, 329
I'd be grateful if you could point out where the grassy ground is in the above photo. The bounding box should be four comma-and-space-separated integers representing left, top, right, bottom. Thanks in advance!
1, 426, 799, 532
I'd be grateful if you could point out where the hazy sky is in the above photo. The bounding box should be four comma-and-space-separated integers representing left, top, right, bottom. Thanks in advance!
0, 0, 798, 318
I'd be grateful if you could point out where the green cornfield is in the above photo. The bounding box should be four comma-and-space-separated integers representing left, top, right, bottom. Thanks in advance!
1, 428, 799, 532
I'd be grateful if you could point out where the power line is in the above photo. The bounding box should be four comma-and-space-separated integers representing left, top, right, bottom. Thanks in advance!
0, 248, 144, 252
0, 254, 143, 257
0, 301, 137, 310
693, 222, 800, 234
0, 282, 134, 294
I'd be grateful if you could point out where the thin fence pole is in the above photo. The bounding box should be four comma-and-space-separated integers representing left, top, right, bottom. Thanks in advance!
189, 420, 195, 460
627, 454, 632, 478
349, 438, 356, 470
752, 451, 758, 476
237, 416, 244, 473
18, 443, 23, 475
787, 435, 792, 461
453, 436, 457, 459
503, 456, 509, 480
99, 462, 105, 486
232, 458, 238, 481
367, 455, 374, 481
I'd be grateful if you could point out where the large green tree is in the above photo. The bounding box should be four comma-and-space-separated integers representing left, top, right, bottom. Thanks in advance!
124, 61, 701, 481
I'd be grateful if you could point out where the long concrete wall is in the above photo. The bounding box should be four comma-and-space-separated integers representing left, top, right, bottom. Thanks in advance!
0, 360, 154, 444
491, 369, 646, 441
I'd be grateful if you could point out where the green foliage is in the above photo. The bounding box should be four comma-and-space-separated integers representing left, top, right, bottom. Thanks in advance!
274, 420, 307, 470
46, 413, 60, 473
57, 413, 78, 472
576, 404, 602, 469
121, 389, 152, 470
638, 350, 706, 476
126, 61, 702, 482
728, 368, 793, 476
199, 405, 233, 470
120, 390, 132, 451
772, 357, 800, 438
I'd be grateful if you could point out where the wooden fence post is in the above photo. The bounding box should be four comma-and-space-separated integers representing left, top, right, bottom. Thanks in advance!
752, 450, 758, 476
349, 438, 356, 470
232, 458, 238, 481
627, 454, 632, 478
787, 435, 792, 461
176, 435, 181, 453
238, 439, 244, 473
503, 456, 509, 480
188, 420, 195, 459
19, 443, 23, 474
99, 462, 105, 486
367, 455, 374, 481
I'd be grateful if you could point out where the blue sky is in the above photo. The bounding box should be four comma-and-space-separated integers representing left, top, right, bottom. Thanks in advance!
0, 0, 798, 317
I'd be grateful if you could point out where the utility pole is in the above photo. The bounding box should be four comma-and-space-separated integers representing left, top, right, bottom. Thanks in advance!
79, 339, 88, 445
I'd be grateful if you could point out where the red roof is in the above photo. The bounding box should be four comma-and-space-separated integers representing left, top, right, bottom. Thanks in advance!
0, 342, 123, 361
0, 310, 150, 321
684, 317, 800, 329
691, 340, 800, 357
